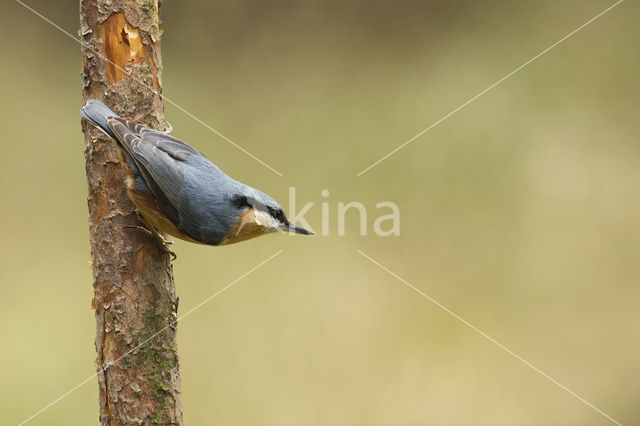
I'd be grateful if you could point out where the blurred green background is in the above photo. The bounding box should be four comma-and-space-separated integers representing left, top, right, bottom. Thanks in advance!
2, 0, 639, 424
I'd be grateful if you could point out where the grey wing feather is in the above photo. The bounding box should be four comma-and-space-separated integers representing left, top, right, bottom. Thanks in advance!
139, 128, 201, 161
129, 136, 185, 207
106, 118, 207, 238
108, 118, 201, 161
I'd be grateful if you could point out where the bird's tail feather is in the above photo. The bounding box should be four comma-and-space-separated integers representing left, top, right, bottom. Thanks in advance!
81, 99, 118, 139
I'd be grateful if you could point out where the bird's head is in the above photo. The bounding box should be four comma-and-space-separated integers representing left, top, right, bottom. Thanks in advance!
219, 187, 313, 245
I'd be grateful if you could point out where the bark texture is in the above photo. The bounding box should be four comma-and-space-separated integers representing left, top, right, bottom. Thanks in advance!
80, 0, 182, 424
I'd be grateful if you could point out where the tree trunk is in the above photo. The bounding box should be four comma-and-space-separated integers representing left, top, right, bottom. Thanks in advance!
80, 0, 182, 424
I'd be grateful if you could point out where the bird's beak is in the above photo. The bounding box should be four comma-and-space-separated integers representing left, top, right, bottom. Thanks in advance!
287, 223, 315, 235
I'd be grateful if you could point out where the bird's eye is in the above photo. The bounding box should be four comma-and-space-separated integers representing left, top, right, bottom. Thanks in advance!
276, 209, 285, 223
267, 207, 287, 224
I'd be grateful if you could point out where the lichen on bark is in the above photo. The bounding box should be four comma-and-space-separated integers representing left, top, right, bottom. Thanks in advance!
80, 0, 182, 424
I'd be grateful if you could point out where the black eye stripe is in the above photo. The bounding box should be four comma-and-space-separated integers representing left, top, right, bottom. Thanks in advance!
232, 195, 251, 208
234, 198, 285, 223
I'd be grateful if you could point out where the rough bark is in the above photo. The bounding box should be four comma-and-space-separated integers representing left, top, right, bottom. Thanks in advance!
80, 0, 182, 424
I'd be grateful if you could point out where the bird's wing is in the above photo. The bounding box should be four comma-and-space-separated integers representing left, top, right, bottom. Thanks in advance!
108, 117, 202, 160
106, 117, 204, 231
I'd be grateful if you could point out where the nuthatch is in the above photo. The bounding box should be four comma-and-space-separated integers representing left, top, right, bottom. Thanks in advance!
81, 99, 313, 255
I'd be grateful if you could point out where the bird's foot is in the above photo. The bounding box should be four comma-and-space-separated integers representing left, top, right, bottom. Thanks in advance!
156, 236, 177, 261
159, 243, 177, 261
124, 224, 154, 238
124, 225, 177, 260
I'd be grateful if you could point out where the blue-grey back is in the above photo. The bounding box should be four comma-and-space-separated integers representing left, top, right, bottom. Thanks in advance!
176, 156, 245, 244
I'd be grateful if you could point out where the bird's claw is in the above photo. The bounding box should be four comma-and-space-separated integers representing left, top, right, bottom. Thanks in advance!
161, 245, 177, 261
